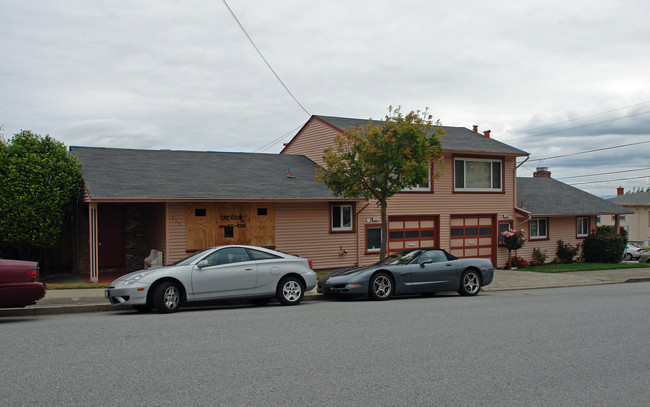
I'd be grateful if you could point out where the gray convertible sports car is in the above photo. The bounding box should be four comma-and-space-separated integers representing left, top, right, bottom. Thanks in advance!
105, 245, 317, 313
317, 248, 493, 300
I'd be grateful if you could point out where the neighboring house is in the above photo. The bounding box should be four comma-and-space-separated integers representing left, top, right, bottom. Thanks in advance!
70, 115, 633, 281
600, 188, 650, 245
515, 168, 634, 262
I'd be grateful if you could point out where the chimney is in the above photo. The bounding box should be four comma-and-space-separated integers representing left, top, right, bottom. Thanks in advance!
533, 167, 551, 178
473, 125, 478, 134
617, 187, 624, 196
483, 130, 491, 139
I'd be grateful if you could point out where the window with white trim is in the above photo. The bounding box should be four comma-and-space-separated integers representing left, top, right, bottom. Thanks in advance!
366, 227, 381, 252
331, 204, 353, 231
402, 169, 431, 192
577, 217, 589, 237
454, 158, 502, 191
530, 218, 548, 239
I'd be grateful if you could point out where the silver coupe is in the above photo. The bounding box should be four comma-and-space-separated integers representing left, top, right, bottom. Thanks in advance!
318, 248, 493, 300
105, 245, 317, 313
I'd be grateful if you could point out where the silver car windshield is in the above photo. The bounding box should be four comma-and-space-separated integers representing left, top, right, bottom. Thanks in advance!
376, 250, 423, 266
171, 248, 215, 266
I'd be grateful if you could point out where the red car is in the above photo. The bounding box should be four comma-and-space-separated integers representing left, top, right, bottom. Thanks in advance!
0, 259, 46, 308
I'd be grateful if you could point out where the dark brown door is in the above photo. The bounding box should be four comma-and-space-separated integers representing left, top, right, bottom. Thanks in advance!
99, 205, 124, 267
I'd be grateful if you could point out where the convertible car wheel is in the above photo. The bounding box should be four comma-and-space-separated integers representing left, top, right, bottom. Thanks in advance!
458, 270, 481, 296
277, 276, 304, 305
369, 272, 393, 301
154, 281, 181, 313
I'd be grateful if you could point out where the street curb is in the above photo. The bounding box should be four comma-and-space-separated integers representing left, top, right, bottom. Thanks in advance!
0, 293, 323, 317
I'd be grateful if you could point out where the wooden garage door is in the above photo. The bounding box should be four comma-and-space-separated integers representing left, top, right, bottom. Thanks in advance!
388, 216, 438, 252
449, 215, 495, 263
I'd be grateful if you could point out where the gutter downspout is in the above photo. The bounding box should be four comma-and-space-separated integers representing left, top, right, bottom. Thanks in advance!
356, 199, 371, 267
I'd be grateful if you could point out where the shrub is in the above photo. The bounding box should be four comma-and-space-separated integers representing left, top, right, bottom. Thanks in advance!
582, 226, 627, 263
556, 240, 579, 264
531, 247, 547, 266
510, 256, 529, 268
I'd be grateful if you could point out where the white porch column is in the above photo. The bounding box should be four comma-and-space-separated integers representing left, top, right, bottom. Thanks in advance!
89, 202, 99, 283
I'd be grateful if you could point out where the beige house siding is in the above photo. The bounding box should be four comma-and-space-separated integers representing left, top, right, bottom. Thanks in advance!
513, 215, 595, 266
599, 205, 650, 243
282, 118, 339, 167
166, 202, 188, 264
275, 201, 359, 269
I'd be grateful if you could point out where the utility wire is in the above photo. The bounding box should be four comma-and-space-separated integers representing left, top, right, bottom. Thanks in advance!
507, 109, 650, 141
254, 124, 303, 152
512, 100, 650, 134
221, 0, 310, 116
557, 167, 650, 180
569, 175, 650, 186
528, 140, 650, 162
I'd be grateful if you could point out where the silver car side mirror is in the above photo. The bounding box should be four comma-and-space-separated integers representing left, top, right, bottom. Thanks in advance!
196, 259, 209, 269
420, 259, 433, 267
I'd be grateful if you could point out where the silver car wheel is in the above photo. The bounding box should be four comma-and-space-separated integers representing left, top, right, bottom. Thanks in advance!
164, 285, 180, 310
277, 276, 305, 305
283, 280, 302, 302
458, 270, 481, 296
370, 273, 392, 300
153, 281, 182, 313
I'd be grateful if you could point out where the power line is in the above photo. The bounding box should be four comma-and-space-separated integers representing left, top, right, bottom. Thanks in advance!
507, 109, 650, 141
529, 140, 650, 161
569, 175, 650, 186
511, 100, 650, 134
221, 0, 310, 116
254, 124, 303, 152
557, 167, 650, 180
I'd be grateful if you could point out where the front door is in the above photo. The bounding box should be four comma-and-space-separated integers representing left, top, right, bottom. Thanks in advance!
98, 205, 124, 268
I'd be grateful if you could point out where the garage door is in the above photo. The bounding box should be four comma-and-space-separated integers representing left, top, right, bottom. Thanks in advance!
449, 215, 495, 263
388, 216, 438, 252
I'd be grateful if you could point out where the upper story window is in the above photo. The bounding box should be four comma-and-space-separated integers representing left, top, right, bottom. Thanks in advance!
530, 218, 548, 240
454, 158, 502, 192
331, 203, 353, 232
577, 217, 589, 238
402, 169, 431, 192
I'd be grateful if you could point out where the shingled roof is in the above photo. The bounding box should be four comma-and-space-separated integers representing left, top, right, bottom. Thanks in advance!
517, 177, 633, 216
314, 115, 529, 156
607, 191, 650, 206
71, 147, 336, 201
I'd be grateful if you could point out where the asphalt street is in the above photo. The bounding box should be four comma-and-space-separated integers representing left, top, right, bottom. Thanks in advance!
2, 282, 649, 406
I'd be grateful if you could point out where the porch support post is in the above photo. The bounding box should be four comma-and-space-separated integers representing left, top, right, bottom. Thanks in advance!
89, 202, 99, 283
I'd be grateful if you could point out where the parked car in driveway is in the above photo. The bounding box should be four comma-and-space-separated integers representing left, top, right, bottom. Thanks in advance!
0, 259, 46, 308
105, 245, 317, 313
624, 243, 646, 261
317, 248, 494, 300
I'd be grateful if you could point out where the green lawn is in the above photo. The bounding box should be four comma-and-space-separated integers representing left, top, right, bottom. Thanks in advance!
516, 262, 650, 273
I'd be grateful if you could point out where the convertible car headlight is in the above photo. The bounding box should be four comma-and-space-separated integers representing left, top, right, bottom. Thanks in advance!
122, 270, 156, 285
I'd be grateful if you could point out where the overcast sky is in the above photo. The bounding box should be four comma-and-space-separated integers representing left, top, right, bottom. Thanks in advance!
2, 0, 649, 197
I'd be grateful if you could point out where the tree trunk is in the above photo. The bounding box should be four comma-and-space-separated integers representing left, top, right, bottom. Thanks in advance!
379, 199, 388, 261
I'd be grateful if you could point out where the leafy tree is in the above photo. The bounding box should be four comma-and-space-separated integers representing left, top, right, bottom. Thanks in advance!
0, 130, 82, 261
317, 106, 444, 259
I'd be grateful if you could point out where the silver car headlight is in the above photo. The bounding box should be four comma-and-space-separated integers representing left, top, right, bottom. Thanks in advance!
122, 270, 156, 285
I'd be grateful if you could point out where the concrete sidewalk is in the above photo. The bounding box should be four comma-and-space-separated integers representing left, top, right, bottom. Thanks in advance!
2, 268, 649, 317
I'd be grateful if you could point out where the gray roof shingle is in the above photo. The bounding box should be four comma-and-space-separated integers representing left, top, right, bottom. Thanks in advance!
71, 147, 336, 201
315, 115, 529, 156
517, 177, 633, 216
607, 191, 650, 206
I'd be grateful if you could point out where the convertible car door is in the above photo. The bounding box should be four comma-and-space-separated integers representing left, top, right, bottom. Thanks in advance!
409, 249, 458, 291
191, 247, 258, 299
